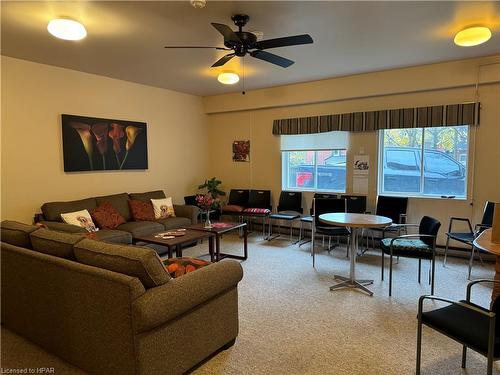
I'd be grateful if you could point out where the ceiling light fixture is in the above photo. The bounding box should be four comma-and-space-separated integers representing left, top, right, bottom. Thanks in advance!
190, 0, 206, 9
47, 18, 87, 41
217, 71, 239, 85
454, 26, 492, 47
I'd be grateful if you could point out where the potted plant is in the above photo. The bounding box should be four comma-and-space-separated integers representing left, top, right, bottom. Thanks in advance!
197, 177, 226, 226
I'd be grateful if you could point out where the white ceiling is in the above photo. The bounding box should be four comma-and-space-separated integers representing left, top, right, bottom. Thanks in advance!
2, 1, 500, 96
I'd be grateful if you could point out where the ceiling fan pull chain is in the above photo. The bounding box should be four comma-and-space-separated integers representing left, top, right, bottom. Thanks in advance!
242, 56, 246, 95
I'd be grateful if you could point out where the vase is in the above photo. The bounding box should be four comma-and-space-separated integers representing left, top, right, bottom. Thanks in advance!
204, 210, 212, 228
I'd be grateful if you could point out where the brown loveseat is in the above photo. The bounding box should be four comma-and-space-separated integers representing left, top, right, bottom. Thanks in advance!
1, 221, 243, 375
39, 190, 200, 245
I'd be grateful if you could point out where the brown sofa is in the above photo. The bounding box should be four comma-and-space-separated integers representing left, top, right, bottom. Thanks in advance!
0, 221, 243, 375
40, 190, 200, 245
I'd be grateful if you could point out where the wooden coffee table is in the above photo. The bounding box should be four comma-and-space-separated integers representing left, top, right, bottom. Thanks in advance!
188, 222, 248, 261
134, 229, 216, 261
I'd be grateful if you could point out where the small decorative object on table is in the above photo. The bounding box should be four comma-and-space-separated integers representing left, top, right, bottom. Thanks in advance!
196, 193, 219, 228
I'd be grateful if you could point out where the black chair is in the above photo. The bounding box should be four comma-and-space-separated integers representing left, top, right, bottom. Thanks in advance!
268, 191, 303, 243
341, 195, 367, 214
417, 279, 500, 375
444, 201, 495, 279
365, 195, 409, 251
299, 193, 339, 246
312, 198, 350, 267
221, 189, 250, 217
380, 216, 441, 296
241, 190, 272, 237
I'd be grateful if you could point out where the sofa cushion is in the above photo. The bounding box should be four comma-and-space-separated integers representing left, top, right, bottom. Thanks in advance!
117, 221, 164, 238
74, 238, 170, 288
156, 217, 191, 230
0, 220, 40, 249
30, 228, 85, 259
129, 200, 156, 221
163, 257, 211, 278
91, 202, 126, 229
94, 193, 131, 222
94, 229, 132, 244
41, 198, 97, 222
129, 190, 166, 202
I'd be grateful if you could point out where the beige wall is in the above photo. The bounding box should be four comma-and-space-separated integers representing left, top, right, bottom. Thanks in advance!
205, 57, 500, 245
1, 57, 208, 223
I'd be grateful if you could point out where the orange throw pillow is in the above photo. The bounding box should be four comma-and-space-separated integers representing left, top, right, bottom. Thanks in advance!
129, 199, 155, 221
91, 202, 126, 229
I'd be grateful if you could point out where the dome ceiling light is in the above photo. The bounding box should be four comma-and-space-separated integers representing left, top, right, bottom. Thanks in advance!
454, 26, 492, 47
217, 71, 240, 85
47, 18, 87, 41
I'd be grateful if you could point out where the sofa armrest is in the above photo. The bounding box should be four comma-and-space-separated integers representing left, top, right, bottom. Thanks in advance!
40, 221, 87, 234
173, 204, 200, 224
132, 260, 243, 333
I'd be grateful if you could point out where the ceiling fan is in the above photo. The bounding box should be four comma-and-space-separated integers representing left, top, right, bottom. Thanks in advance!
164, 14, 313, 68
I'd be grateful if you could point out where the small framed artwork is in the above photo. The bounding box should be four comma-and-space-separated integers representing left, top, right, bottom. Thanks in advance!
61, 114, 148, 172
233, 140, 250, 162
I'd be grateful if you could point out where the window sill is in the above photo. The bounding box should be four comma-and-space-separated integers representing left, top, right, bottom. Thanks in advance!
379, 193, 467, 201
284, 188, 346, 194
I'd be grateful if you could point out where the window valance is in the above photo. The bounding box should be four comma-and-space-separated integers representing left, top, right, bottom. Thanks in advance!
272, 102, 480, 135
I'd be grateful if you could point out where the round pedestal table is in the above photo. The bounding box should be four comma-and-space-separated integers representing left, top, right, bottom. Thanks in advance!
319, 213, 392, 296
473, 229, 500, 304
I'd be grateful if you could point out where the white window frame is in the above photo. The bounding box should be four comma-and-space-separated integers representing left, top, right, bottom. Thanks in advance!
377, 126, 470, 200
281, 149, 347, 193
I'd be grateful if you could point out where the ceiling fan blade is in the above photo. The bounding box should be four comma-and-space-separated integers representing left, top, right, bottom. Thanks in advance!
211, 53, 236, 68
250, 50, 294, 68
211, 23, 241, 44
164, 46, 230, 50
255, 34, 313, 50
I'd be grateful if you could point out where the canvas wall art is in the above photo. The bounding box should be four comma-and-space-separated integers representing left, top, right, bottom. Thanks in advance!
232, 140, 250, 162
62, 114, 148, 172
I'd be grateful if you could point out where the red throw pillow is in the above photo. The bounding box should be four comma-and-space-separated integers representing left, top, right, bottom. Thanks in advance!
129, 199, 155, 221
91, 202, 126, 229
222, 204, 245, 213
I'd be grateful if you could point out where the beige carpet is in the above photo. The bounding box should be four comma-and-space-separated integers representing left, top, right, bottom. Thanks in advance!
2, 234, 499, 374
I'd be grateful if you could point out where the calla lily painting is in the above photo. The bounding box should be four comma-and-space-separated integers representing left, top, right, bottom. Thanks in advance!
62, 114, 148, 172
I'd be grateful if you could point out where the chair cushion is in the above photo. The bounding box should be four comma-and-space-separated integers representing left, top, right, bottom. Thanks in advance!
30, 228, 85, 259
380, 238, 433, 259
94, 193, 131, 222
156, 217, 191, 230
74, 238, 170, 289
117, 221, 164, 238
222, 205, 245, 213
0, 220, 40, 249
93, 229, 132, 244
447, 232, 474, 244
269, 212, 300, 220
316, 226, 350, 237
41, 198, 97, 222
129, 199, 156, 221
422, 301, 500, 356
129, 190, 166, 202
300, 216, 313, 223
91, 202, 126, 229
163, 257, 211, 278
242, 208, 271, 215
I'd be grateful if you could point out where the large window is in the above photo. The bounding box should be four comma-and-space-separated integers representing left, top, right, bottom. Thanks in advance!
379, 125, 469, 198
282, 149, 347, 192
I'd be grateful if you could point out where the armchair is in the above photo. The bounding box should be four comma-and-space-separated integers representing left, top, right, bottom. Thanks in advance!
444, 201, 495, 279
416, 279, 500, 375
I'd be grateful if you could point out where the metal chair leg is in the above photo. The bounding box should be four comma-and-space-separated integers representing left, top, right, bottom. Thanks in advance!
431, 256, 435, 295
461, 346, 467, 369
418, 259, 421, 284
416, 319, 422, 375
443, 236, 450, 267
468, 245, 475, 280
381, 251, 384, 281
389, 254, 393, 296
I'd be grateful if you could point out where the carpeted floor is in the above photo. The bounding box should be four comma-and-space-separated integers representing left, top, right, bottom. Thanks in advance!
2, 233, 499, 374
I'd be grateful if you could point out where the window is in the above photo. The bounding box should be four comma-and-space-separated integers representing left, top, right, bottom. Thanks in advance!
379, 125, 469, 198
282, 150, 347, 192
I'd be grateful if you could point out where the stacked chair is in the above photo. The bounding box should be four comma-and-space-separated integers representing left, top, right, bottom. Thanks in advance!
311, 197, 350, 267
443, 200, 495, 279
299, 193, 338, 246
267, 191, 303, 243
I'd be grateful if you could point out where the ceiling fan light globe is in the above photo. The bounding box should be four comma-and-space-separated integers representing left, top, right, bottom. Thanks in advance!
217, 71, 239, 85
190, 0, 206, 8
454, 26, 491, 47
47, 18, 87, 41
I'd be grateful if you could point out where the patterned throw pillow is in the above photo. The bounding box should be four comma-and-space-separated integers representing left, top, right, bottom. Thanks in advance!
242, 208, 271, 215
60, 209, 98, 232
163, 257, 211, 278
151, 197, 176, 219
129, 199, 155, 221
91, 202, 126, 229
